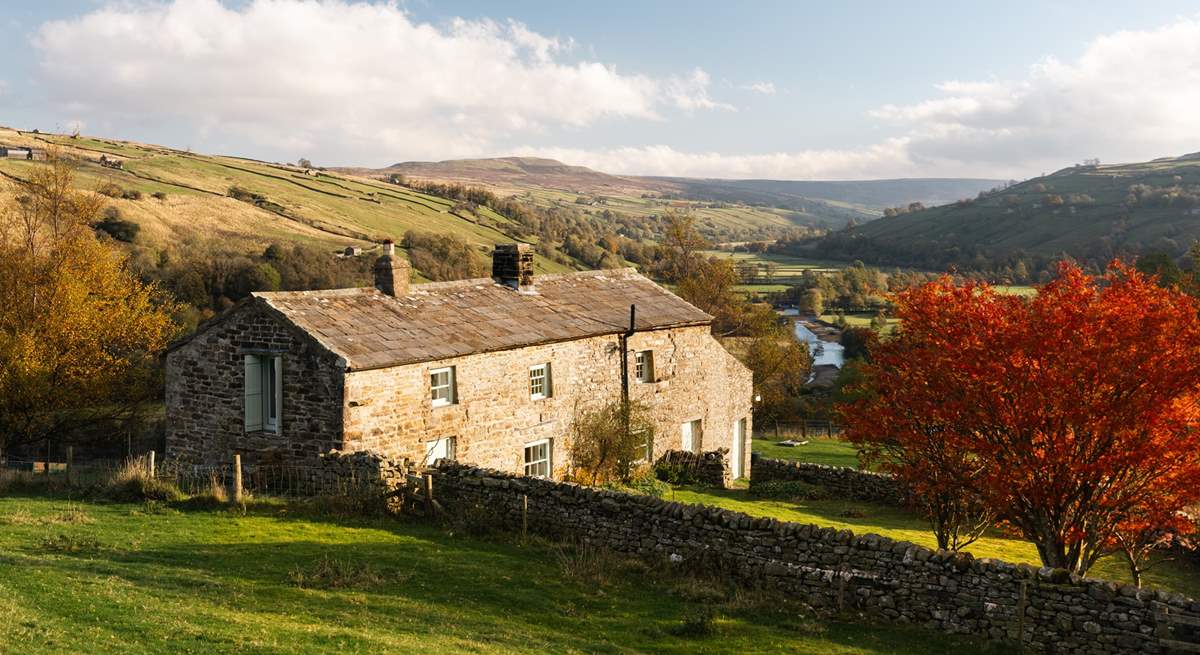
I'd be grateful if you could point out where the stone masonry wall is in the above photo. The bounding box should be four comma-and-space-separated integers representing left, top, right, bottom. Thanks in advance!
655, 449, 730, 488
342, 325, 753, 480
751, 458, 904, 505
432, 462, 1200, 654
165, 300, 347, 467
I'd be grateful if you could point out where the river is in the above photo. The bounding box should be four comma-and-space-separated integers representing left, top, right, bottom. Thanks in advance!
781, 309, 845, 368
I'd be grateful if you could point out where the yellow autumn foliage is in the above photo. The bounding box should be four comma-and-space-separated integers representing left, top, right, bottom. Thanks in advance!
0, 152, 180, 454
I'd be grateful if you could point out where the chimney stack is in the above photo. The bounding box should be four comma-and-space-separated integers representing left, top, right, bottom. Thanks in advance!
374, 241, 410, 297
492, 243, 534, 290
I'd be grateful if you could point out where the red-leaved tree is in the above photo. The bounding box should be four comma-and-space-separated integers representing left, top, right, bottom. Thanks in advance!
840, 262, 1200, 574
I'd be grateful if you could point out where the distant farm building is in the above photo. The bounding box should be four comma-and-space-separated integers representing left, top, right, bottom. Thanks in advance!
343, 246, 363, 257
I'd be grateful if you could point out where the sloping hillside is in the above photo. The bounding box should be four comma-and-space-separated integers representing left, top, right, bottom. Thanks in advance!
811, 153, 1200, 272
0, 128, 576, 274
656, 176, 1005, 211
347, 157, 1001, 232
343, 156, 870, 235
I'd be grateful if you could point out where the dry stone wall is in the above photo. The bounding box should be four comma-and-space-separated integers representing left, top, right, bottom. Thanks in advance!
751, 458, 904, 505
431, 461, 1200, 654
655, 449, 730, 488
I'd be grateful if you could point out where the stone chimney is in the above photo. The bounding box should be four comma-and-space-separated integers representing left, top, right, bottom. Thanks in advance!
492, 243, 534, 290
374, 241, 410, 297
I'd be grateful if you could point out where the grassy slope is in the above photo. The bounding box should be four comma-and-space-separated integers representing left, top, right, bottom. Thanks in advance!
0, 495, 998, 655
739, 437, 1200, 597
836, 156, 1200, 260
0, 128, 574, 274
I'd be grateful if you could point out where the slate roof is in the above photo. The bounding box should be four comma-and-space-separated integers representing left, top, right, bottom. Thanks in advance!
253, 269, 711, 371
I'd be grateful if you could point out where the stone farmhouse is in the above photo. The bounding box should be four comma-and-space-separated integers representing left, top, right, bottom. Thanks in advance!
164, 244, 754, 480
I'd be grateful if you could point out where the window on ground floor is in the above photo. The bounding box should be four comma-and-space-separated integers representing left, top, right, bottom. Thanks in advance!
523, 439, 552, 478
423, 437, 457, 466
244, 354, 282, 434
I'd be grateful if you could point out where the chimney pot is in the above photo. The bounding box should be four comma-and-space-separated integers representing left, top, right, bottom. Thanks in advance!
374, 241, 409, 297
492, 243, 534, 290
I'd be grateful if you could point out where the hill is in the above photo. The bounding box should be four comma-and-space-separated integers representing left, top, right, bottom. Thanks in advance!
0, 127, 578, 275
806, 153, 1200, 276
347, 157, 1002, 232
654, 176, 1005, 211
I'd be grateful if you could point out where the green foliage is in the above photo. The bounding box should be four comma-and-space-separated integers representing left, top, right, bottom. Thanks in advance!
748, 480, 829, 502
402, 230, 486, 281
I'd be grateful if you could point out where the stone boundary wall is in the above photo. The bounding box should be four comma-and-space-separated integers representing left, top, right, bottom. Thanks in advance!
751, 458, 904, 505
430, 461, 1200, 654
654, 449, 730, 488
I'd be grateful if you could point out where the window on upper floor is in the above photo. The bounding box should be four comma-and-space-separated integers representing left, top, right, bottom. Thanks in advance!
529, 363, 552, 400
635, 350, 654, 383
244, 354, 282, 434
431, 366, 457, 407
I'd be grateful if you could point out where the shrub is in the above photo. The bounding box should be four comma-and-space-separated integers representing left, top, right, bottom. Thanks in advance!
569, 401, 656, 486
151, 191, 167, 200
747, 480, 829, 502
669, 607, 716, 637
40, 533, 104, 553
97, 182, 124, 198
654, 459, 699, 486
288, 554, 400, 590
613, 465, 669, 497
121, 189, 142, 200
101, 458, 185, 502
96, 215, 140, 243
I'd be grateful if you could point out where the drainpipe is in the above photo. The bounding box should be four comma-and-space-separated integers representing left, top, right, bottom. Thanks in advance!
620, 304, 636, 438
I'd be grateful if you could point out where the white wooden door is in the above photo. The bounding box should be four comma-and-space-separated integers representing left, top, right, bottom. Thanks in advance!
681, 420, 701, 453
731, 418, 746, 479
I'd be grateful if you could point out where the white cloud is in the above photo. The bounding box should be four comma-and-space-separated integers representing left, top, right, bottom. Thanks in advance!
31, 6, 1200, 179
866, 18, 1200, 176
534, 17, 1200, 180
34, 0, 724, 163
744, 81, 776, 96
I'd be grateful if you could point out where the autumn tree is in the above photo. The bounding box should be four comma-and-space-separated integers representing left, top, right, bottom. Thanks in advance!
0, 152, 179, 457
841, 263, 1200, 573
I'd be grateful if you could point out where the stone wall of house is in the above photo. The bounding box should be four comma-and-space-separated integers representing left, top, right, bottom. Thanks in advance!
164, 300, 347, 467
342, 324, 753, 480
751, 458, 904, 505
431, 462, 1200, 654
655, 449, 730, 488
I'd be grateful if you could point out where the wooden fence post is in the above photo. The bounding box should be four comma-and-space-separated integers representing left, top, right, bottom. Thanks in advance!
148, 450, 156, 478
233, 454, 243, 504
423, 474, 434, 518
66, 446, 74, 486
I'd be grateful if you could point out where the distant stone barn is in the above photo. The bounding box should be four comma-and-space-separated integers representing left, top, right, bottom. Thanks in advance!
164, 244, 753, 480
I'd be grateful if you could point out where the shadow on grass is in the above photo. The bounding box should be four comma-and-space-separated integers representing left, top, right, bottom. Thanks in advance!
6, 497, 1007, 655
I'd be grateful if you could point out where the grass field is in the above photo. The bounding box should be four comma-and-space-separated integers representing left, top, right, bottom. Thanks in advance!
0, 493, 1001, 654
752, 437, 861, 468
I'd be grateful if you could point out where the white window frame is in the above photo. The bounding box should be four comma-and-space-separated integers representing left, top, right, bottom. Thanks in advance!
529, 363, 552, 400
523, 438, 552, 478
423, 437, 457, 466
635, 350, 654, 383
244, 354, 282, 434
430, 366, 457, 407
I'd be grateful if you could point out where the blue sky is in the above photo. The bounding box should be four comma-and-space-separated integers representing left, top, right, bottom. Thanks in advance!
4, 1, 1200, 179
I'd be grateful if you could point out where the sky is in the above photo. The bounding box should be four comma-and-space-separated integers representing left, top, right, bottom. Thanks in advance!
3, 0, 1200, 180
